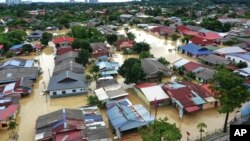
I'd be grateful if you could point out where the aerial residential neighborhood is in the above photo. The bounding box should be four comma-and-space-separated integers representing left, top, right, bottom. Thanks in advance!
1, 0, 250, 141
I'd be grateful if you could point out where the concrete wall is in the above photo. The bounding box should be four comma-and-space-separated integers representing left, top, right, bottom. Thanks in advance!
50, 87, 87, 98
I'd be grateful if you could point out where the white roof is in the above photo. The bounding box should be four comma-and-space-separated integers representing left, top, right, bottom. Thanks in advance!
214, 46, 246, 55
204, 97, 217, 103
165, 54, 182, 64
234, 67, 250, 77
140, 85, 169, 102
94, 88, 109, 101
173, 58, 190, 68
35, 133, 45, 141
3, 83, 15, 92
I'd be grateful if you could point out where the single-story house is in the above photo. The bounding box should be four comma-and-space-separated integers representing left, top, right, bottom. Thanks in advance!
120, 14, 134, 22
172, 58, 190, 68
28, 30, 44, 41
0, 104, 18, 129
47, 71, 88, 98
226, 54, 250, 67
199, 54, 230, 66
55, 51, 78, 64
0, 58, 34, 70
9, 43, 25, 54
141, 58, 172, 80
97, 25, 117, 35
96, 78, 120, 90
91, 43, 111, 58
189, 36, 216, 46
106, 98, 154, 138
214, 46, 247, 56
98, 55, 109, 62
234, 67, 250, 79
56, 47, 75, 56
0, 67, 39, 84
135, 83, 170, 106
96, 61, 119, 76
195, 68, 216, 83
179, 43, 212, 58
116, 39, 134, 50
53, 36, 75, 48
94, 87, 128, 102
165, 54, 182, 67
183, 61, 204, 73
150, 26, 175, 36
53, 60, 83, 76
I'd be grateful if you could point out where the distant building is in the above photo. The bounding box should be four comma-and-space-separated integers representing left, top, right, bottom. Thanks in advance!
85, 0, 98, 3
6, 0, 21, 5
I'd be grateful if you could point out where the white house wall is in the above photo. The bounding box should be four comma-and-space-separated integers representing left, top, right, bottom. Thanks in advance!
226, 55, 250, 67
50, 88, 87, 97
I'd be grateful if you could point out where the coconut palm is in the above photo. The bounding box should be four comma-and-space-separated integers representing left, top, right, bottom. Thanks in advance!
197, 122, 207, 141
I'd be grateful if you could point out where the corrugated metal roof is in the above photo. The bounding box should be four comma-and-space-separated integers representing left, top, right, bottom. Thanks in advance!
173, 58, 190, 68
140, 85, 169, 102
180, 43, 212, 55
214, 46, 246, 55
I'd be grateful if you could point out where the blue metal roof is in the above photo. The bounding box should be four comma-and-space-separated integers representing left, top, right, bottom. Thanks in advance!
233, 54, 250, 62
106, 99, 154, 132
241, 101, 250, 116
180, 43, 212, 55
10, 44, 24, 50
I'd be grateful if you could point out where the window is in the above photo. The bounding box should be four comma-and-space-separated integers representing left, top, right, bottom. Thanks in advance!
53, 92, 57, 95
62, 91, 66, 94
80, 89, 83, 91
72, 89, 76, 93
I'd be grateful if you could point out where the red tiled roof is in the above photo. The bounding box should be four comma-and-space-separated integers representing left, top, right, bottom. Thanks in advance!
53, 36, 75, 44
116, 39, 134, 49
177, 25, 198, 36
0, 44, 4, 50
0, 104, 18, 121
184, 61, 203, 72
150, 26, 174, 35
56, 130, 82, 141
196, 32, 222, 40
190, 36, 215, 46
56, 47, 74, 55
180, 82, 213, 98
185, 106, 200, 112
135, 83, 157, 89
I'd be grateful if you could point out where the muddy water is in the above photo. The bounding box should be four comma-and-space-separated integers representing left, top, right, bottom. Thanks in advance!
7, 47, 91, 141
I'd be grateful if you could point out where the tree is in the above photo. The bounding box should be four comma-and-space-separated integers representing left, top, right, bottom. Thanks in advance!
106, 34, 118, 45
127, 32, 136, 41
157, 57, 170, 65
171, 34, 179, 41
132, 42, 150, 54
40, 32, 53, 46
22, 44, 33, 53
119, 58, 145, 84
197, 122, 207, 141
8, 117, 17, 139
90, 64, 100, 81
75, 49, 90, 66
139, 117, 182, 141
139, 51, 153, 59
87, 95, 104, 108
237, 62, 248, 69
211, 68, 249, 132
72, 39, 91, 51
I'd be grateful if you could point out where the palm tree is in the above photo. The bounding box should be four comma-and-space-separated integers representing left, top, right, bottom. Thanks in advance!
197, 122, 207, 141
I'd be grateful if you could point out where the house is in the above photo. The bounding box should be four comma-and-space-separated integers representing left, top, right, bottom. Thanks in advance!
135, 83, 170, 106
53, 36, 75, 48
47, 71, 88, 98
55, 51, 78, 64
35, 108, 84, 141
96, 61, 119, 76
56, 47, 75, 55
28, 30, 44, 41
190, 36, 216, 46
0, 67, 39, 84
94, 87, 128, 102
53, 60, 83, 76
234, 67, 250, 79
0, 58, 34, 70
165, 54, 182, 67
196, 32, 223, 40
106, 99, 154, 138
116, 39, 134, 50
199, 54, 230, 66
179, 43, 212, 58
9, 43, 25, 55
141, 58, 172, 80
163, 83, 202, 118
195, 68, 216, 83
96, 78, 120, 90
35, 107, 110, 141
120, 14, 134, 22
214, 46, 246, 56
98, 55, 109, 62
150, 26, 175, 36
183, 61, 204, 73
172, 58, 190, 68
97, 25, 117, 35
0, 104, 18, 129
226, 54, 250, 67
0, 78, 33, 98
91, 43, 110, 58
